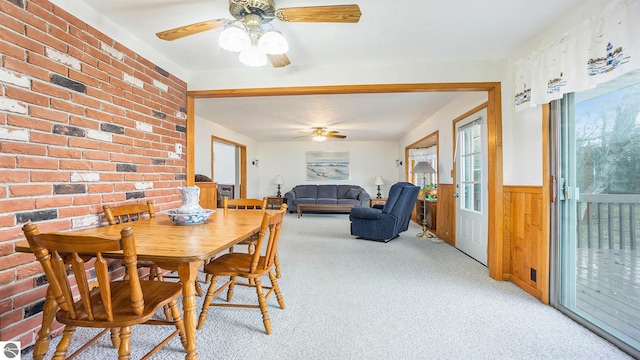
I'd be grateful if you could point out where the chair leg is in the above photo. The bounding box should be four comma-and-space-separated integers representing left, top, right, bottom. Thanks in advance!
118, 326, 131, 360
269, 270, 285, 309
197, 275, 218, 330
169, 299, 188, 349
254, 277, 272, 335
226, 276, 236, 302
274, 251, 282, 278
110, 328, 121, 348
52, 325, 75, 360
154, 266, 164, 281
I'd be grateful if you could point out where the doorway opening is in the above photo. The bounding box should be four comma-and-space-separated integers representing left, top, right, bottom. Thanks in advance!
185, 82, 504, 280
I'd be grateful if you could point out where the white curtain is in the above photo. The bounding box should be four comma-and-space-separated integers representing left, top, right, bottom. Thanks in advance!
514, 0, 640, 111
409, 146, 437, 185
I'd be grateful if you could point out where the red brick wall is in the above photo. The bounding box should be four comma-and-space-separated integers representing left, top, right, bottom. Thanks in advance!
0, 0, 188, 349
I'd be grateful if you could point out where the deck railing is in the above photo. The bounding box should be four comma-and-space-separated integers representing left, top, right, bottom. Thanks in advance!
577, 194, 639, 250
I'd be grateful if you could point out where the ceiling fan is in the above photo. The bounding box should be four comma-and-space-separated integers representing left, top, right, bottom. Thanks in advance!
309, 127, 346, 142
155, 0, 362, 68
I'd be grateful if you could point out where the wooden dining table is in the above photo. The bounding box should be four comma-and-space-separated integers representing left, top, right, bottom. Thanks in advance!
15, 209, 265, 360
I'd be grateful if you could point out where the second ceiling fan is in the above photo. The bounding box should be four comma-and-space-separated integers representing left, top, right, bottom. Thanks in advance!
310, 127, 346, 142
156, 0, 362, 68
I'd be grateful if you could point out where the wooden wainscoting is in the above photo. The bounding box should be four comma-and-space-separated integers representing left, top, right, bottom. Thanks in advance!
503, 186, 548, 302
435, 184, 455, 245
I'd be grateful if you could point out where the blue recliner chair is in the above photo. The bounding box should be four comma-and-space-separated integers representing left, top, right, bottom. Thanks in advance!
349, 182, 420, 242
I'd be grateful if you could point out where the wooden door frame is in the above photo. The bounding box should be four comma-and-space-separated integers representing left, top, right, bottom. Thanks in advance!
186, 82, 504, 280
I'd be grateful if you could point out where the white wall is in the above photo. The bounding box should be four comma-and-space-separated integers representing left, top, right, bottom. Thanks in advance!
257, 141, 399, 199
194, 115, 260, 197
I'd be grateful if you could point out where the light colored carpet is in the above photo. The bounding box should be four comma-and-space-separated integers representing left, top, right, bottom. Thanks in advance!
25, 214, 631, 359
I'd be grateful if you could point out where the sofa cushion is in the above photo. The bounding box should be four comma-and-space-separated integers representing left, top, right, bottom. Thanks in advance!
345, 188, 361, 199
317, 198, 338, 205
317, 185, 337, 199
295, 185, 317, 198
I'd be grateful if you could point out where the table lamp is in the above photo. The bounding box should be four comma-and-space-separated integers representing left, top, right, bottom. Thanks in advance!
274, 175, 285, 197
411, 162, 441, 242
373, 175, 385, 199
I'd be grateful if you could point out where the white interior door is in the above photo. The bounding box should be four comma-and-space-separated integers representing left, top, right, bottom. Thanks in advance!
455, 109, 488, 265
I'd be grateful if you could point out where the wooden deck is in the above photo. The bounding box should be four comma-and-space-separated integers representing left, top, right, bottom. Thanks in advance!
575, 248, 639, 343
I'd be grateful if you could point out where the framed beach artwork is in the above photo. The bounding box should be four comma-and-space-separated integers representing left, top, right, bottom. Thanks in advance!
306, 151, 350, 181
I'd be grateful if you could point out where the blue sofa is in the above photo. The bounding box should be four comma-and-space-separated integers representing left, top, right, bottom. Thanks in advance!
349, 182, 420, 242
284, 184, 371, 213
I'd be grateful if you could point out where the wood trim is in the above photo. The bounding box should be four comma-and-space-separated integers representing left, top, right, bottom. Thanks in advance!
503, 186, 544, 299
540, 104, 551, 304
488, 87, 504, 280
188, 83, 503, 98
186, 82, 503, 281
186, 96, 195, 186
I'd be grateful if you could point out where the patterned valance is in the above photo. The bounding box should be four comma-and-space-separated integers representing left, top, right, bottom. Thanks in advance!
514, 0, 640, 111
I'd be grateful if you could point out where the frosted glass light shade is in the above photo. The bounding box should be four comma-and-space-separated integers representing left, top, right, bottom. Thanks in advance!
218, 26, 251, 52
258, 30, 289, 55
312, 135, 327, 142
239, 45, 267, 67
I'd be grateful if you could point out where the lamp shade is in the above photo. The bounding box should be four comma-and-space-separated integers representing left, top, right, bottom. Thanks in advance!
258, 30, 289, 55
218, 26, 251, 52
373, 175, 385, 186
273, 175, 285, 185
411, 161, 436, 174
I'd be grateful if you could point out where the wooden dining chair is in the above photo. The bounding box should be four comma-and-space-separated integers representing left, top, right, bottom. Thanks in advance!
197, 204, 287, 335
21, 222, 187, 360
223, 196, 283, 279
103, 201, 162, 281
223, 196, 267, 253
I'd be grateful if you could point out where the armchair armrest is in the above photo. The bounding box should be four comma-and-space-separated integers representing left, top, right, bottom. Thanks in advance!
349, 206, 381, 220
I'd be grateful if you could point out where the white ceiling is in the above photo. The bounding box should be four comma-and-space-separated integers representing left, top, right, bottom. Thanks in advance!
75, 0, 587, 142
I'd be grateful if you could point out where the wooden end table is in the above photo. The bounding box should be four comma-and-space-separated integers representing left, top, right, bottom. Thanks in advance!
266, 196, 285, 209
370, 198, 387, 207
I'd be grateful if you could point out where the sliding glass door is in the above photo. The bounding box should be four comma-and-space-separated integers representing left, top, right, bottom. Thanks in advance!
551, 69, 640, 357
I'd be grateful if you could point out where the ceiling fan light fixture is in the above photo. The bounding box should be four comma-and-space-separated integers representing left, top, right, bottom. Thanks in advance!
218, 25, 251, 52
312, 134, 327, 142
239, 45, 268, 67
258, 30, 289, 55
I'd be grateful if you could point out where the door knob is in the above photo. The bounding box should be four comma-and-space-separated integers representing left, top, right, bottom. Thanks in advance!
453, 193, 460, 198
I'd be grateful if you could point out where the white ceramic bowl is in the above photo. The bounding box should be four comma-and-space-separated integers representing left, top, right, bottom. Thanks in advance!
167, 209, 215, 225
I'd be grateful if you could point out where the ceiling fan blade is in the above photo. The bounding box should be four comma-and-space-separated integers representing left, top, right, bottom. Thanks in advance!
267, 54, 291, 68
326, 133, 347, 139
276, 5, 362, 23
156, 19, 225, 41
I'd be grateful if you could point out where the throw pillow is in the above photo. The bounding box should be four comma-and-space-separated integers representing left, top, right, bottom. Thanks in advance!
346, 188, 360, 199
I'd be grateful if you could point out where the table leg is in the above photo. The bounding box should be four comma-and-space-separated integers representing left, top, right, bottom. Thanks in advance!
177, 261, 202, 360
33, 286, 58, 360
